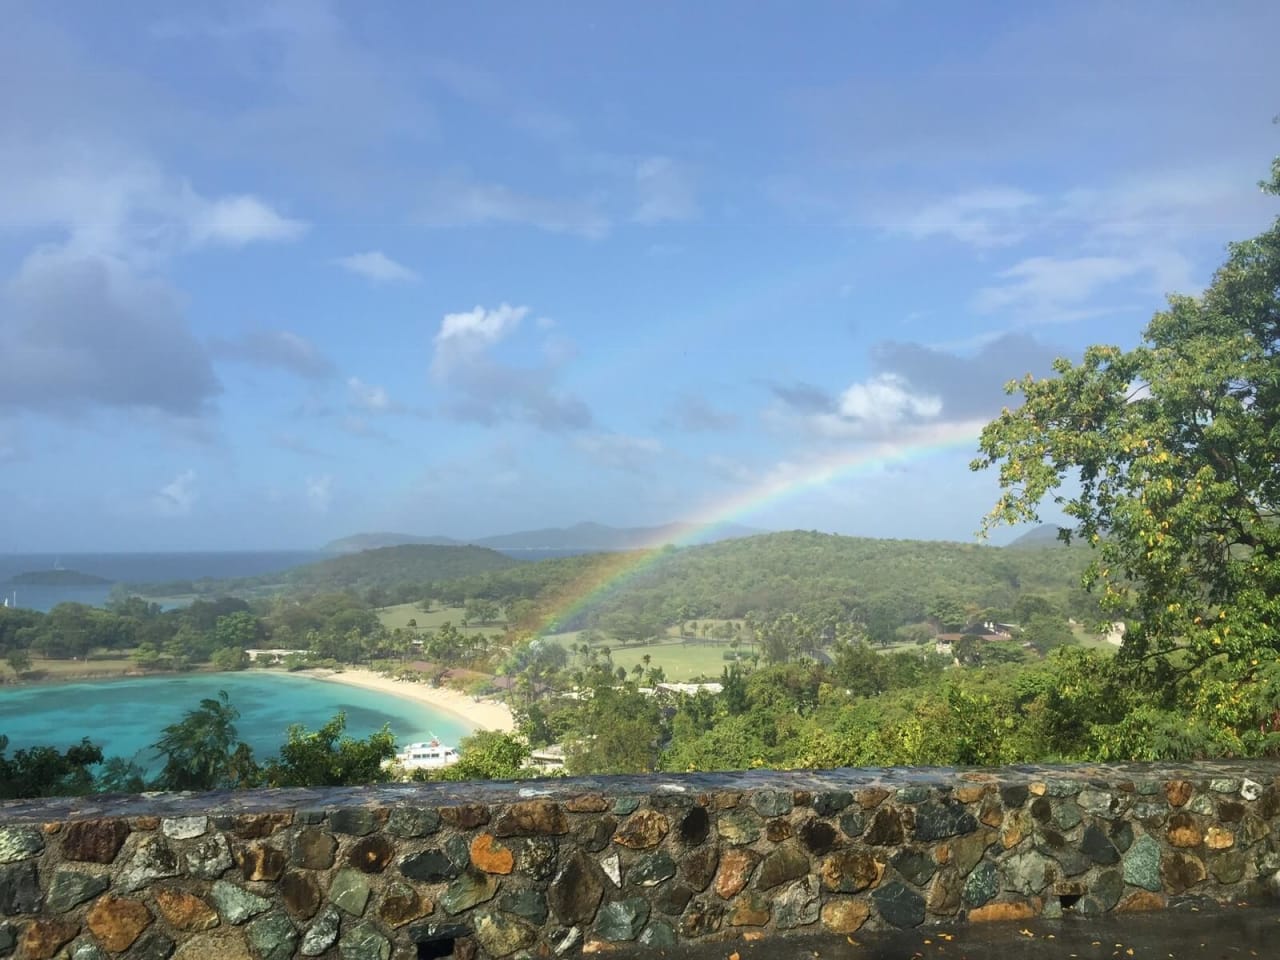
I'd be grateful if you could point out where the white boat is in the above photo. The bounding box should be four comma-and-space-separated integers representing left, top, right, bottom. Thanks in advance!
394, 738, 459, 771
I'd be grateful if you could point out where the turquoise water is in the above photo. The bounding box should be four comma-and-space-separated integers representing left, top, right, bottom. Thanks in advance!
0, 672, 471, 771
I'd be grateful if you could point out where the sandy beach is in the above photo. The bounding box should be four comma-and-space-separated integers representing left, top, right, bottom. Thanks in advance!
301, 668, 516, 733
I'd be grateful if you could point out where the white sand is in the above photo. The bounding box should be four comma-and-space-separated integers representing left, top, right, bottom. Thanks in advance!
301, 668, 516, 734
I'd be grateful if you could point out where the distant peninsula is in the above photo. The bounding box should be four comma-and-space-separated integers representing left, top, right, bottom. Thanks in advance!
7, 569, 113, 586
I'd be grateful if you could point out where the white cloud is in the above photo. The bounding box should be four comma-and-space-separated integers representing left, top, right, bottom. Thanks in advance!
153, 469, 197, 517
305, 474, 333, 513
972, 255, 1145, 317
347, 376, 391, 412
634, 156, 698, 224
893, 187, 1039, 247
210, 330, 335, 380
186, 193, 306, 246
335, 250, 420, 284
429, 303, 592, 431
432, 303, 529, 376
422, 178, 608, 239
837, 374, 942, 424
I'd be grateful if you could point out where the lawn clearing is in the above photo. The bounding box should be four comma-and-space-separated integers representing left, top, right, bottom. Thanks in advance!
376, 602, 503, 636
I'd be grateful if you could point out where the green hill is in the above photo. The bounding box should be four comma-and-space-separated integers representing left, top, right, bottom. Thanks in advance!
133, 544, 523, 600
427, 529, 1096, 640
8, 569, 112, 586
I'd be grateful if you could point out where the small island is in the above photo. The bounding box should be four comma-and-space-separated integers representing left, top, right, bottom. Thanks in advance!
7, 569, 113, 586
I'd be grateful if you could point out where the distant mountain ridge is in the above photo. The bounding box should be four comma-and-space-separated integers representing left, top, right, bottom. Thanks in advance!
323, 521, 767, 554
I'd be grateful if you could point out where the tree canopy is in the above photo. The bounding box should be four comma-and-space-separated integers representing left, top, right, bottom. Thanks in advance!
973, 157, 1280, 756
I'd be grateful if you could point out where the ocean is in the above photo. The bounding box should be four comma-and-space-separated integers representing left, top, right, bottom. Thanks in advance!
0, 671, 471, 772
0, 548, 593, 612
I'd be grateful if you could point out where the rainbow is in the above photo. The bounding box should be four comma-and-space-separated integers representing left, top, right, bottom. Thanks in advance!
529, 419, 986, 638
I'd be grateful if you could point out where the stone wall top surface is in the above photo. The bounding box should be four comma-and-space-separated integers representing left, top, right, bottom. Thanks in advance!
3, 760, 1280, 823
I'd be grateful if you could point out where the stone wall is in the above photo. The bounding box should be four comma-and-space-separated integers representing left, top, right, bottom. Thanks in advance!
1, 762, 1279, 959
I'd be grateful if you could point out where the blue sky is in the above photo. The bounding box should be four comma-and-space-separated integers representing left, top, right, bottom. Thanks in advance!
1, 0, 1278, 551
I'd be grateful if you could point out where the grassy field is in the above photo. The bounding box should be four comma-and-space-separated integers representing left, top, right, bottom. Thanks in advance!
542, 632, 747, 681
376, 603, 503, 636
1, 656, 145, 683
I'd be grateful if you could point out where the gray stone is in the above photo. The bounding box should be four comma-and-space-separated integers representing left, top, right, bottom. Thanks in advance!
600, 852, 621, 887
185, 834, 233, 879
873, 880, 925, 928
1211, 851, 1247, 884
248, 913, 298, 960
1241, 778, 1263, 801
1035, 827, 1090, 876
612, 797, 640, 816
291, 829, 337, 870
119, 837, 179, 891
914, 802, 978, 841
339, 920, 391, 960
46, 870, 109, 913
330, 810, 379, 836
444, 835, 472, 870
161, 817, 208, 840
638, 921, 677, 948
594, 898, 649, 941
210, 880, 272, 925
679, 846, 717, 891
755, 842, 809, 890
1051, 802, 1083, 831
1077, 790, 1122, 818
1093, 869, 1124, 911
654, 882, 694, 917
1210, 778, 1241, 794
1081, 823, 1120, 864
130, 932, 175, 960
629, 852, 676, 887
775, 876, 821, 929
553, 927, 582, 956
386, 808, 440, 838
398, 849, 458, 883
1044, 779, 1081, 797
962, 861, 999, 907
1110, 820, 1135, 853
0, 828, 42, 864
516, 838, 557, 880
440, 870, 498, 915
751, 790, 793, 817
839, 810, 867, 839
1000, 784, 1030, 808
891, 849, 936, 886
474, 910, 537, 957
301, 905, 341, 956
1187, 793, 1215, 815
1131, 801, 1168, 820
549, 850, 605, 924
1123, 834, 1162, 892
0, 862, 41, 915
718, 809, 761, 845
1003, 849, 1052, 896
813, 791, 853, 816
70, 940, 107, 960
0, 925, 15, 957
498, 888, 548, 924
897, 785, 931, 804
330, 869, 372, 916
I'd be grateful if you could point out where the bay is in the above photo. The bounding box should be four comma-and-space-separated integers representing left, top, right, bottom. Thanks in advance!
0, 671, 471, 773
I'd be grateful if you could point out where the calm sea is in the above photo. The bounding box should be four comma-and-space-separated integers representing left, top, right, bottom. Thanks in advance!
0, 672, 471, 773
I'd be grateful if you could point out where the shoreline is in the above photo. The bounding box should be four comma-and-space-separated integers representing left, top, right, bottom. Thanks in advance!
298, 668, 516, 734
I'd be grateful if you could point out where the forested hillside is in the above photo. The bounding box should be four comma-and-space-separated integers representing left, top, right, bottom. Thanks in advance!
431, 530, 1095, 641
136, 544, 522, 602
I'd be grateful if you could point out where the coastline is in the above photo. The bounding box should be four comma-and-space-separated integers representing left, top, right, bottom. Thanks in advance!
299, 668, 516, 734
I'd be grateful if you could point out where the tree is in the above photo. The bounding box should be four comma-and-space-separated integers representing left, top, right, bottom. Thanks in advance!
151, 691, 259, 791
5, 648, 31, 675
973, 157, 1280, 754
433, 730, 530, 781
0, 735, 102, 799
263, 712, 395, 787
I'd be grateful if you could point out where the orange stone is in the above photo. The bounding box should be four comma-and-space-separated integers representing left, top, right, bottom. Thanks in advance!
1000, 810, 1028, 849
1028, 782, 1047, 797
742, 931, 766, 941
87, 895, 154, 952
955, 785, 987, 804
1116, 891, 1167, 913
583, 938, 616, 953
41, 822, 61, 835
980, 799, 1005, 828
1164, 780, 1193, 807
19, 919, 79, 960
728, 894, 770, 926
565, 793, 610, 813
470, 833, 515, 874
1167, 813, 1202, 848
821, 899, 871, 934
1205, 826, 1235, 850
714, 849, 760, 899
154, 888, 219, 931
967, 899, 1041, 923
855, 788, 891, 809
133, 816, 160, 831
